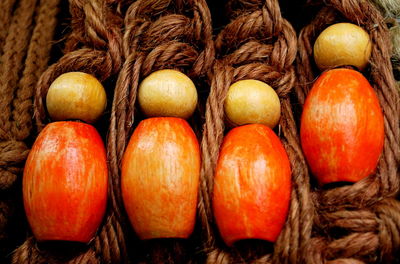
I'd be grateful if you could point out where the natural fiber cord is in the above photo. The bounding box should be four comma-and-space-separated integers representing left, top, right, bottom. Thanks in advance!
0, 0, 18, 56
199, 1, 313, 263
12, 1, 126, 263
368, 0, 400, 96
0, 0, 59, 261
295, 0, 400, 263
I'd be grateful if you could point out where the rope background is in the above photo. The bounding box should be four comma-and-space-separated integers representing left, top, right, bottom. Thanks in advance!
368, 0, 400, 91
11, 0, 127, 263
2, 0, 399, 263
199, 0, 314, 263
108, 0, 214, 262
295, 0, 400, 263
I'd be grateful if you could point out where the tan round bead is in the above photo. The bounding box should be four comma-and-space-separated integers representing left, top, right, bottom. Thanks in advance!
138, 69, 198, 119
46, 72, 106, 123
313, 23, 372, 70
224, 80, 281, 128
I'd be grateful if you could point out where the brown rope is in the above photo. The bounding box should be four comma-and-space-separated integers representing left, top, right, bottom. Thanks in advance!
295, 0, 400, 262
108, 0, 214, 262
0, 0, 18, 56
0, 0, 37, 140
11, 0, 60, 140
0, 0, 59, 257
199, 1, 313, 263
0, 0, 54, 188
12, 0, 127, 263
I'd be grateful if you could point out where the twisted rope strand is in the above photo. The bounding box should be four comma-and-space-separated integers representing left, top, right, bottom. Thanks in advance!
0, 0, 60, 257
0, 0, 18, 56
0, 0, 38, 140
11, 0, 60, 140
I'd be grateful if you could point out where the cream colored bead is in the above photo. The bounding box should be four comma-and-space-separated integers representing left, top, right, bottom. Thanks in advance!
46, 72, 106, 123
224, 80, 281, 128
138, 69, 198, 119
313, 23, 372, 70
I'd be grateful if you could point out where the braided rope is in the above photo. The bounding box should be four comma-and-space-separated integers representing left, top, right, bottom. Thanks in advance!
0, 0, 59, 259
0, 0, 18, 57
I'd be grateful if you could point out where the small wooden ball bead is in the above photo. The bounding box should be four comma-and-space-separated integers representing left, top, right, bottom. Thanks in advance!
46, 72, 106, 123
313, 23, 372, 70
224, 80, 281, 128
138, 69, 198, 119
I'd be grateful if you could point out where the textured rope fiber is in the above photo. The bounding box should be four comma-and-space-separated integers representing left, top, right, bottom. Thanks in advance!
108, 0, 214, 262
388, 18, 400, 86
367, 0, 400, 91
199, 0, 314, 263
391, 24, 400, 82
0, 0, 18, 56
369, 0, 400, 18
12, 1, 127, 264
34, 0, 123, 131
295, 0, 400, 263
0, 0, 59, 260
